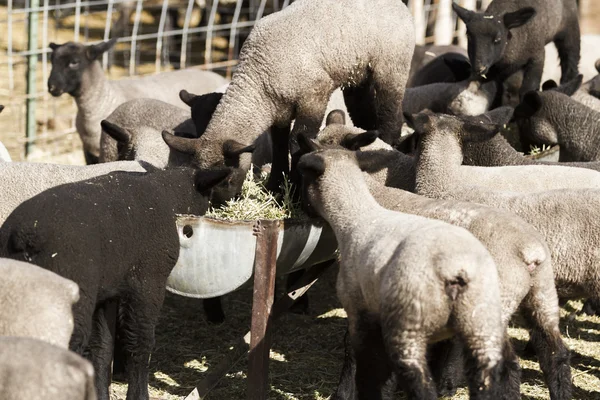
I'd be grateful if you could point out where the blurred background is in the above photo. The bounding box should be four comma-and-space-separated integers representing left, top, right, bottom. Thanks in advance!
0, 0, 598, 163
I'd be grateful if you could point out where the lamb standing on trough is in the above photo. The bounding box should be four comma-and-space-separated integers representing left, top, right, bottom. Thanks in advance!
0, 258, 79, 349
0, 337, 96, 400
298, 137, 568, 398
0, 165, 242, 400
297, 149, 508, 400
453, 0, 580, 102
162, 0, 415, 192
48, 38, 228, 164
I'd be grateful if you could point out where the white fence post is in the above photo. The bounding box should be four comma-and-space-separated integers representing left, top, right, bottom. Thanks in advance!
411, 0, 426, 45
434, 0, 454, 45
457, 0, 476, 48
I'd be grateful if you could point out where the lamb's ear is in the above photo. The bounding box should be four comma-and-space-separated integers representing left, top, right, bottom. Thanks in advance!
452, 3, 475, 23
326, 110, 346, 126
179, 89, 198, 107
542, 80, 558, 91
395, 132, 418, 154
191, 92, 224, 136
443, 56, 472, 81
595, 59, 600, 74
513, 91, 542, 119
484, 106, 514, 126
503, 7, 536, 30
297, 132, 322, 153
462, 122, 502, 143
0, 105, 5, 114
554, 74, 583, 96
341, 130, 379, 150
195, 168, 232, 193
162, 130, 198, 155
86, 38, 117, 60
100, 120, 131, 144
223, 140, 255, 160
49, 42, 60, 51
297, 154, 326, 178
403, 112, 431, 134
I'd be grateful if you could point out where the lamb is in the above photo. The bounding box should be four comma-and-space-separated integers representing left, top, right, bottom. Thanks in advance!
297, 139, 568, 399
514, 78, 600, 161
0, 258, 79, 348
453, 0, 580, 101
297, 149, 508, 399
99, 98, 197, 166
407, 111, 600, 341
162, 0, 415, 192
542, 61, 600, 112
0, 337, 96, 400
0, 160, 146, 226
48, 38, 228, 164
0, 165, 240, 400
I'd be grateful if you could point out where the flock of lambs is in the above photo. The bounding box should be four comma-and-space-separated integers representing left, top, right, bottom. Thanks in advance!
1, 0, 600, 399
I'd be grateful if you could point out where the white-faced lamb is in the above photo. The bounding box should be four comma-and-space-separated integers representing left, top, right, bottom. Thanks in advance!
0, 337, 96, 400
514, 77, 600, 162
297, 149, 508, 400
48, 38, 228, 164
162, 0, 415, 192
297, 137, 569, 399
0, 163, 242, 400
453, 0, 580, 101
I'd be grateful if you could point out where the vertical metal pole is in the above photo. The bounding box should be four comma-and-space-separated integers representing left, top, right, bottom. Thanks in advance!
247, 219, 279, 400
25, 0, 40, 157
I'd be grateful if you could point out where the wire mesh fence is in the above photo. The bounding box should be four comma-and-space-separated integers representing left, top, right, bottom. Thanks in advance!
0, 0, 486, 162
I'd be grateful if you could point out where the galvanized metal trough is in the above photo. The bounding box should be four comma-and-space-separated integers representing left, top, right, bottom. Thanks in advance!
166, 215, 338, 298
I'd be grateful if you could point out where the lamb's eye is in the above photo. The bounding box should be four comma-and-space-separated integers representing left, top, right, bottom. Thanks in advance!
493, 37, 501, 44
69, 61, 79, 69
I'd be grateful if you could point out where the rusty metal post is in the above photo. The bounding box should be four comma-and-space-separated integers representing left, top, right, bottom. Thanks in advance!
247, 219, 280, 400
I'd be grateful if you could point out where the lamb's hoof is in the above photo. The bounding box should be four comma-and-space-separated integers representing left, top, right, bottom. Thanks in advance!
580, 298, 600, 316
290, 295, 310, 315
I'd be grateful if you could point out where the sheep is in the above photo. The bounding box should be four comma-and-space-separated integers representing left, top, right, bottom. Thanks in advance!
453, 0, 580, 102
297, 149, 508, 400
162, 0, 415, 192
0, 160, 146, 226
513, 77, 600, 162
0, 164, 240, 400
99, 98, 196, 166
48, 38, 228, 164
407, 110, 600, 342
0, 337, 96, 400
298, 138, 568, 398
0, 258, 79, 349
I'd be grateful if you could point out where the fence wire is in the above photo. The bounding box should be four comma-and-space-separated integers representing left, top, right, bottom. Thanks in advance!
0, 0, 484, 162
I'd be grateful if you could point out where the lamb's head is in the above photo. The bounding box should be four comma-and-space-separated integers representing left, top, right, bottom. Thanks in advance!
453, 3, 536, 78
587, 59, 600, 98
195, 167, 247, 207
296, 149, 360, 218
47, 38, 116, 97
404, 107, 513, 155
513, 75, 583, 149
316, 110, 380, 150
179, 90, 224, 137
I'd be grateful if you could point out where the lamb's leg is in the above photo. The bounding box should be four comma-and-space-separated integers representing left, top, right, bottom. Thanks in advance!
519, 55, 545, 100
521, 278, 572, 400
581, 298, 600, 316
348, 314, 393, 400
203, 297, 225, 323
87, 305, 114, 400
121, 286, 166, 400
554, 22, 581, 84
342, 80, 378, 131
265, 122, 291, 194
488, 339, 521, 400
69, 295, 97, 355
332, 329, 358, 400
371, 64, 407, 146
428, 338, 465, 397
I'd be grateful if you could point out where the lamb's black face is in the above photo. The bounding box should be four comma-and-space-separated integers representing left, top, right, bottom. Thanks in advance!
296, 154, 326, 219
465, 20, 508, 77
48, 43, 90, 97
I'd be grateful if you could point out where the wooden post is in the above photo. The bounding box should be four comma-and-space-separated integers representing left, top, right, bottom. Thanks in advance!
247, 220, 280, 400
434, 0, 454, 45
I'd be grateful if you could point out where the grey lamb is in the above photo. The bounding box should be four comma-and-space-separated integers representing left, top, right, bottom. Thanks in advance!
48, 38, 228, 164
297, 149, 507, 399
0, 337, 96, 400
297, 138, 568, 399
542, 59, 600, 112
0, 258, 79, 349
0, 160, 146, 225
162, 0, 415, 192
514, 78, 600, 162
453, 0, 580, 101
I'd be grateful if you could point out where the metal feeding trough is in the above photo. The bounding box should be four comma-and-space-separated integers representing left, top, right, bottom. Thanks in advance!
166, 216, 338, 298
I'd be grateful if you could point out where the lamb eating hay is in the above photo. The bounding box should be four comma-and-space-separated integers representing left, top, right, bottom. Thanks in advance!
0, 166, 241, 400
48, 38, 228, 164
0, 337, 96, 400
305, 116, 569, 398
453, 0, 580, 102
297, 149, 507, 399
163, 0, 415, 192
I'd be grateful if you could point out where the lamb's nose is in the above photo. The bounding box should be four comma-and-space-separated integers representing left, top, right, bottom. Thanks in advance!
478, 66, 488, 75
49, 84, 56, 92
